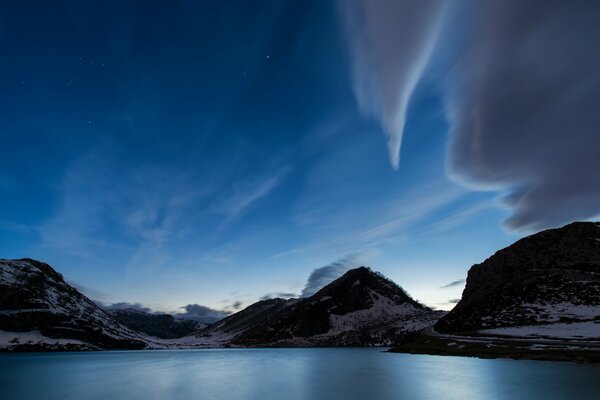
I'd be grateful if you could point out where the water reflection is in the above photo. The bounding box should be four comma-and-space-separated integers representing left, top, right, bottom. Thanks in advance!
1, 349, 599, 400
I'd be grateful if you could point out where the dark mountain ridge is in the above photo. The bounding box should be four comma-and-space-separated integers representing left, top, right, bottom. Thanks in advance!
195, 266, 442, 346
0, 258, 146, 350
8, 220, 596, 353
1, 260, 442, 350
108, 308, 204, 339
435, 221, 600, 333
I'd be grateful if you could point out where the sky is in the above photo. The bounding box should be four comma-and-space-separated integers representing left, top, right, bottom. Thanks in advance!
1, 0, 599, 320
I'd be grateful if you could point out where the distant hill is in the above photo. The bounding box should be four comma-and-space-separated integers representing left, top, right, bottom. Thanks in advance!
108, 308, 205, 339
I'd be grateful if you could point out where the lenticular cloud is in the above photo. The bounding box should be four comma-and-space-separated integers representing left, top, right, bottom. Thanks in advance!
339, 0, 444, 170
341, 0, 600, 231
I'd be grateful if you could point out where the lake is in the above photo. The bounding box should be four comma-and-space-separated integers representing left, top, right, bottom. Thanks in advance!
1, 348, 599, 400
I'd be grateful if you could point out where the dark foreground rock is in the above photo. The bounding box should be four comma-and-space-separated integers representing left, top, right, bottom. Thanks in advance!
435, 222, 600, 334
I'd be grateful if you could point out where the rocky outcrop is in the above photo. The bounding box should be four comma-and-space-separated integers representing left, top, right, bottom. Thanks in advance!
435, 222, 600, 333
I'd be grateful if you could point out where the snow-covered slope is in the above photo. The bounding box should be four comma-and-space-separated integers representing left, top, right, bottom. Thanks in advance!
193, 267, 444, 347
0, 259, 147, 351
479, 321, 600, 340
435, 222, 600, 337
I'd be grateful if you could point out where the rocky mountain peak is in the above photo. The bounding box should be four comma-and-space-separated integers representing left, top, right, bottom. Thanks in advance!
196, 266, 440, 347
314, 266, 423, 311
0, 258, 147, 350
435, 221, 600, 333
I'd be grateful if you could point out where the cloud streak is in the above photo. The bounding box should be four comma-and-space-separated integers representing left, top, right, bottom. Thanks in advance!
301, 252, 373, 297
273, 182, 463, 260
339, 0, 445, 169
216, 167, 289, 226
36, 152, 209, 261
440, 279, 465, 289
260, 292, 297, 301
340, 0, 600, 230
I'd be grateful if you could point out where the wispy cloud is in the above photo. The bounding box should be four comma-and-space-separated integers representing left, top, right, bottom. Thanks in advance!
260, 292, 297, 301
215, 167, 290, 226
424, 202, 493, 235
339, 0, 445, 169
35, 147, 291, 276
274, 182, 464, 260
36, 152, 209, 261
0, 220, 34, 234
440, 279, 465, 289
432, 298, 462, 311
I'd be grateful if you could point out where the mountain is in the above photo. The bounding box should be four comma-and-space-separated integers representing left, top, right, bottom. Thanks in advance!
108, 308, 205, 339
1, 260, 442, 350
0, 258, 147, 351
435, 222, 600, 337
193, 267, 443, 346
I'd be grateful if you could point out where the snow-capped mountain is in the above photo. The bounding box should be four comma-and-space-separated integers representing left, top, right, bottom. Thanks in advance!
0, 259, 148, 351
1, 260, 442, 350
3, 222, 598, 354
435, 222, 600, 338
193, 267, 444, 346
108, 308, 205, 339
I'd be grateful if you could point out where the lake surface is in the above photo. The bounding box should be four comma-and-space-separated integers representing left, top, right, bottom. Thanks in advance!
2, 348, 599, 400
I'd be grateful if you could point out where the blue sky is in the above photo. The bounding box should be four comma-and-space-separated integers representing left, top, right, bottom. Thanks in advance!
1, 1, 598, 315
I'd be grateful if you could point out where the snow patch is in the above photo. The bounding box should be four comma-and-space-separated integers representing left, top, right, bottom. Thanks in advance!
0, 330, 89, 347
324, 291, 420, 336
480, 321, 600, 339
522, 302, 600, 321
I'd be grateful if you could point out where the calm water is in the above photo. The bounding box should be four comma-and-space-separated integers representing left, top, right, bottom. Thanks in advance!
1, 348, 599, 400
